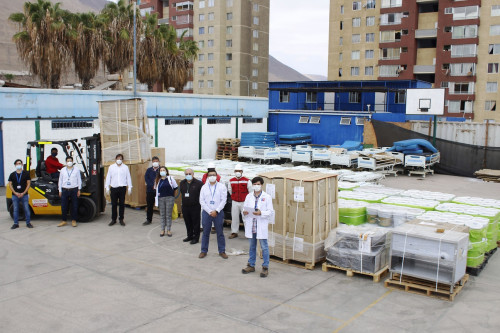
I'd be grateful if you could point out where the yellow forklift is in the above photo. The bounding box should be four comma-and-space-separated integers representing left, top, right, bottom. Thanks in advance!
6, 134, 105, 222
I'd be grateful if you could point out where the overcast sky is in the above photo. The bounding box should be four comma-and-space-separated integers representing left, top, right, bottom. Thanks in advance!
269, 0, 330, 76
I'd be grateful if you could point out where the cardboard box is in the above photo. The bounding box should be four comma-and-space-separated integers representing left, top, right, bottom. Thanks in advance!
406, 219, 469, 234
151, 147, 166, 165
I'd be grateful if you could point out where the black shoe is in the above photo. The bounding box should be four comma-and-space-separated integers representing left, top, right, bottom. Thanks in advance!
190, 239, 199, 245
109, 220, 116, 226
11, 224, 19, 230
142, 220, 152, 226
119, 220, 125, 226
183, 237, 192, 242
26, 223, 34, 228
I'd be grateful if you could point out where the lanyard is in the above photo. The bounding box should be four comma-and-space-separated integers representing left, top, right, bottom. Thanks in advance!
16, 172, 22, 185
254, 192, 262, 210
67, 168, 74, 179
159, 178, 169, 188
209, 183, 217, 203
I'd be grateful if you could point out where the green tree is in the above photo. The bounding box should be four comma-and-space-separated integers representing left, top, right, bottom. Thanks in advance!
136, 13, 165, 92
9, 0, 71, 88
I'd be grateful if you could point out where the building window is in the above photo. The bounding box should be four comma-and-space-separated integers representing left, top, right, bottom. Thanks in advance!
491, 25, 500, 36
379, 65, 400, 77
450, 82, 474, 94
339, 37, 343, 45
280, 91, 289, 103
253, 16, 259, 25
52, 120, 93, 129
487, 82, 498, 93
366, 16, 375, 26
485, 101, 497, 111
226, 26, 232, 34
449, 63, 475, 76
352, 2, 361, 11
199, 14, 205, 21
252, 82, 258, 90
340, 21, 343, 30
226, 53, 232, 60
380, 48, 401, 60
226, 40, 232, 47
198, 67, 205, 75
351, 67, 359, 76
208, 26, 214, 34
198, 80, 204, 88
489, 44, 500, 54
339, 68, 343, 77
365, 50, 374, 59
340, 5, 344, 14
352, 18, 361, 27
339, 53, 343, 61
366, 33, 375, 42
493, 5, 500, 16
243, 117, 263, 124
208, 0, 215, 7
208, 53, 214, 60
351, 50, 360, 60
198, 54, 205, 61
253, 30, 259, 38
227, 0, 233, 7
225, 80, 232, 88
452, 25, 478, 39
184, 81, 193, 90
207, 80, 213, 88
253, 3, 259, 12
227, 12, 233, 20
207, 66, 214, 75
253, 42, 259, 51
207, 118, 231, 125
165, 118, 194, 125
395, 91, 406, 104
452, 6, 479, 20
252, 69, 258, 77
441, 82, 449, 88
349, 92, 361, 103
199, 0, 205, 9
381, 0, 402, 8
208, 12, 215, 20
448, 100, 473, 113
381, 13, 403, 25
451, 44, 477, 57
488, 63, 499, 74
198, 40, 204, 48
365, 66, 374, 76
226, 67, 232, 74
252, 56, 258, 64
199, 27, 205, 35
207, 40, 214, 47
352, 34, 360, 43
380, 30, 401, 42
366, 0, 376, 9
306, 92, 317, 103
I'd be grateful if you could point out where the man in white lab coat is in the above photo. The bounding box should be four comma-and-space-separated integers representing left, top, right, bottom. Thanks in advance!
241, 177, 274, 278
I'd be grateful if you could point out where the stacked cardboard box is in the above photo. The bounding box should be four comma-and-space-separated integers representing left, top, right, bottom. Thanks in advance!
98, 98, 151, 166
260, 170, 338, 265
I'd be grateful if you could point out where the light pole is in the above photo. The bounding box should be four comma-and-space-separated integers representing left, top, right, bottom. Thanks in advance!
240, 75, 249, 96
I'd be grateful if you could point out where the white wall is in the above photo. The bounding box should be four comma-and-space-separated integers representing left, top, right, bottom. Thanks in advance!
238, 119, 268, 137
201, 119, 236, 159
155, 118, 200, 162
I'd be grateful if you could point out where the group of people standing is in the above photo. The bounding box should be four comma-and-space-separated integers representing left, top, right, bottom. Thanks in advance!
8, 153, 274, 277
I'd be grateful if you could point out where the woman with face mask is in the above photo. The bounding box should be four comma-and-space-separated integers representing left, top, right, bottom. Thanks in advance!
155, 166, 178, 237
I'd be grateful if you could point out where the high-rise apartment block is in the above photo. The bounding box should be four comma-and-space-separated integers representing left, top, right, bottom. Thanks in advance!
328, 0, 500, 122
132, 0, 269, 97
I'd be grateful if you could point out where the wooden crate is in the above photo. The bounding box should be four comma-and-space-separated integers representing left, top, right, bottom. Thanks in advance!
384, 273, 469, 301
322, 263, 388, 283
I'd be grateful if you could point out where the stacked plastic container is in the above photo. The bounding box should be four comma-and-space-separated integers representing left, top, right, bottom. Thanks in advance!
338, 199, 369, 225
338, 191, 387, 203
366, 203, 425, 228
399, 190, 455, 202
381, 196, 440, 211
353, 185, 403, 196
453, 196, 500, 234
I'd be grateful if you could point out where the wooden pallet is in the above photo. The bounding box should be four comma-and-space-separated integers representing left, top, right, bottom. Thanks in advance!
268, 255, 324, 270
384, 273, 469, 301
322, 263, 389, 283
466, 255, 490, 277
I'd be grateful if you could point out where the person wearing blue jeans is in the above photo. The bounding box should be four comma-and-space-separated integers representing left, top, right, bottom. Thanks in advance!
8, 159, 33, 229
242, 177, 274, 278
198, 170, 228, 259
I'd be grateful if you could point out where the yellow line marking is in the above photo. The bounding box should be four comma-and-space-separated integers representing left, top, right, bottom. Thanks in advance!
38, 141, 53, 144
35, 187, 45, 194
51, 234, 345, 323
333, 289, 392, 333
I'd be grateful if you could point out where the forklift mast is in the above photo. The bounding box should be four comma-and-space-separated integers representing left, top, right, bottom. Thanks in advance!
83, 134, 105, 215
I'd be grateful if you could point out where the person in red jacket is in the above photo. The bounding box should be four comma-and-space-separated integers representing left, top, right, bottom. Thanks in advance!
228, 164, 252, 239
45, 148, 64, 180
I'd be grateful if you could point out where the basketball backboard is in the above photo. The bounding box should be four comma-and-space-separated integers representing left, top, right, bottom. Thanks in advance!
405, 88, 445, 115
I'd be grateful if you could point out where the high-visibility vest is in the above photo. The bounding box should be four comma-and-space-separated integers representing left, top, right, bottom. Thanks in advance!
229, 177, 249, 202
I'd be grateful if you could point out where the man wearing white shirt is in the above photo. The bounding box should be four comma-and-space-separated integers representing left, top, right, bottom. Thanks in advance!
199, 170, 228, 259
105, 153, 132, 226
57, 156, 82, 227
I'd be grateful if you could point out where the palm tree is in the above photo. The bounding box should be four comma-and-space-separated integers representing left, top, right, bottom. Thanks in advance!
9, 0, 71, 88
67, 12, 104, 90
161, 26, 198, 93
100, 0, 139, 75
137, 13, 165, 92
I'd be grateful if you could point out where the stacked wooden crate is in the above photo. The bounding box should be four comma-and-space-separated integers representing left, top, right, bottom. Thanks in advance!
215, 138, 240, 161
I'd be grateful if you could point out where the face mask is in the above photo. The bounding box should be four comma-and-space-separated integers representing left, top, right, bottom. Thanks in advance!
15, 165, 22, 170
51, 152, 57, 157
116, 159, 123, 165
160, 171, 167, 177
152, 162, 159, 168
208, 176, 217, 183
253, 185, 262, 192
185, 175, 193, 181
67, 161, 73, 167
235, 172, 242, 178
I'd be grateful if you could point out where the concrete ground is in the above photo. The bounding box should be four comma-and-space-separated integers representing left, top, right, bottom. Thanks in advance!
1, 175, 499, 333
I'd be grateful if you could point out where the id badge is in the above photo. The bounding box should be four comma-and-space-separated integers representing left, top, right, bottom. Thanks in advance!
185, 193, 190, 198
210, 200, 215, 205
17, 185, 21, 189
67, 181, 71, 186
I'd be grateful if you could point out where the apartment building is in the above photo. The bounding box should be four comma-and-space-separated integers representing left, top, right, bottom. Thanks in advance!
328, 0, 500, 122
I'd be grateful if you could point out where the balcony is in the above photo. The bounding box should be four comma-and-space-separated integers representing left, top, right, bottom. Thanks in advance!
413, 65, 435, 74
158, 18, 169, 25
415, 29, 437, 39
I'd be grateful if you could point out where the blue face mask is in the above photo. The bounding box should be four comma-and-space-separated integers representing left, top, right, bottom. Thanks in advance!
160, 171, 167, 177
51, 152, 57, 157
186, 175, 193, 181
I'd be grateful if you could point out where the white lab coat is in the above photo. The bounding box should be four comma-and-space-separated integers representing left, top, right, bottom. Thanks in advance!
242, 191, 274, 239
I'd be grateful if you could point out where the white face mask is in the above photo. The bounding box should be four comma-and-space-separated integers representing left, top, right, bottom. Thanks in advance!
15, 164, 22, 170
208, 176, 217, 183
67, 161, 73, 167
116, 159, 123, 165
160, 171, 167, 177
152, 162, 159, 168
235, 172, 242, 178
253, 185, 262, 192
